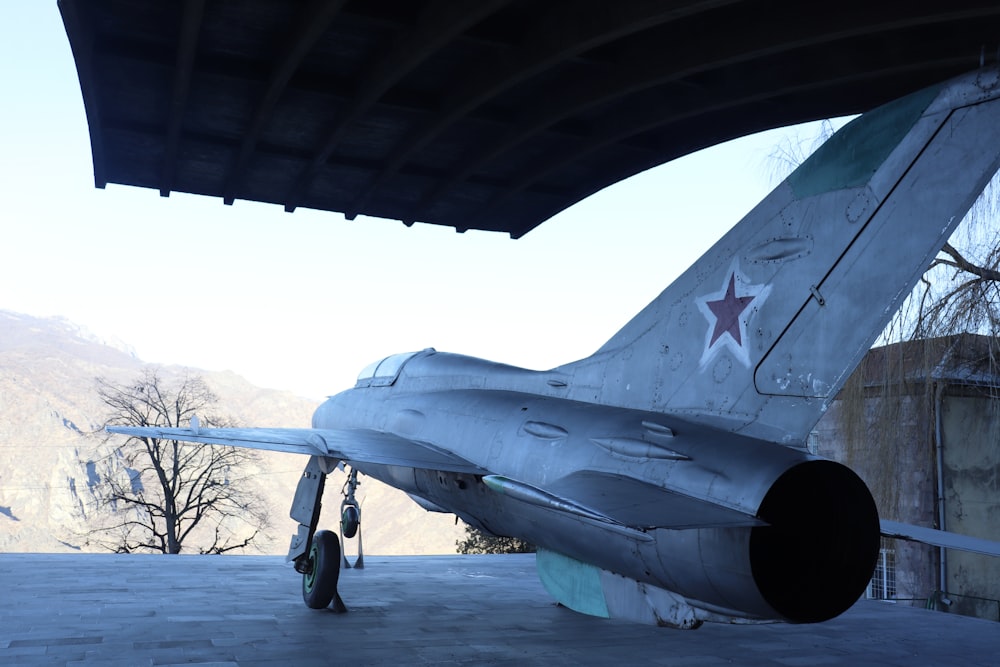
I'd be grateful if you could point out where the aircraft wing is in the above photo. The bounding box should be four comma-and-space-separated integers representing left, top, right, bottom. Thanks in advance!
880, 519, 1000, 558
105, 425, 486, 475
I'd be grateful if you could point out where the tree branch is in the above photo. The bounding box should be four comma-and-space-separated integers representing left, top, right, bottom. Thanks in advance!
939, 242, 1000, 282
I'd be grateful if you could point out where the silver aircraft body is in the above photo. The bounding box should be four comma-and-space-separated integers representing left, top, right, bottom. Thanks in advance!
111, 67, 1000, 628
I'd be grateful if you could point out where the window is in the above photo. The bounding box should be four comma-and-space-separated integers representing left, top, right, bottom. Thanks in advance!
867, 544, 896, 600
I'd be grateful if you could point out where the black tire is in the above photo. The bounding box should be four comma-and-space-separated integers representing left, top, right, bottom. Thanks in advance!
302, 530, 341, 609
341, 504, 360, 539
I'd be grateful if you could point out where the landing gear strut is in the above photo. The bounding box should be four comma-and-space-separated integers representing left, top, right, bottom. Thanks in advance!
339, 468, 364, 569
287, 456, 346, 612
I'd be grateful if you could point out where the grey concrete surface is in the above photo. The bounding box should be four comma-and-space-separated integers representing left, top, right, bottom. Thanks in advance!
0, 552, 997, 666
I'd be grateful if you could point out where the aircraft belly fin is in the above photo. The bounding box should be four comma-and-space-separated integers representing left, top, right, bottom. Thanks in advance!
535, 548, 702, 629
105, 425, 486, 475
880, 519, 1000, 558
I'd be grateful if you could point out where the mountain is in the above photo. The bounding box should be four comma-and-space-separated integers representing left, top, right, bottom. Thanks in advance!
0, 310, 465, 554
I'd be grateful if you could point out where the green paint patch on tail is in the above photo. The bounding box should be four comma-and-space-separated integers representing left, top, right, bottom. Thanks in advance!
787, 84, 942, 198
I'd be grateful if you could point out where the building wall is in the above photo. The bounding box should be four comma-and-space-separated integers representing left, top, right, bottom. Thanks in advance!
814, 382, 1000, 620
942, 393, 1000, 621
813, 390, 937, 602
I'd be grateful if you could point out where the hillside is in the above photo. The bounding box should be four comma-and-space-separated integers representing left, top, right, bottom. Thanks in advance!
0, 310, 465, 554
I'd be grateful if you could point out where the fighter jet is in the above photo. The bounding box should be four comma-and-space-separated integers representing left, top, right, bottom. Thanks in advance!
110, 66, 1000, 628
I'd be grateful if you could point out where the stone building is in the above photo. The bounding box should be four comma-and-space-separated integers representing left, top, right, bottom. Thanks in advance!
811, 334, 1000, 621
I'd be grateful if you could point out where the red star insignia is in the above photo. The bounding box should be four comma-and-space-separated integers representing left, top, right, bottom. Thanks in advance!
706, 273, 755, 347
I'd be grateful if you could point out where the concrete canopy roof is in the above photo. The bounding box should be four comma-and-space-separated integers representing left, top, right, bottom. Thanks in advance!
60, 1, 1000, 238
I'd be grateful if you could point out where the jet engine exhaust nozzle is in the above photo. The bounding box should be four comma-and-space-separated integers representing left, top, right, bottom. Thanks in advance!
749, 460, 880, 623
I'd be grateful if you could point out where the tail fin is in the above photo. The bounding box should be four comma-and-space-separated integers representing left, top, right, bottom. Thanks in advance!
562, 67, 1000, 443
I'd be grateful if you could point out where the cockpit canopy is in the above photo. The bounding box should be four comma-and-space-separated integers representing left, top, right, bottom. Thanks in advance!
355, 349, 433, 387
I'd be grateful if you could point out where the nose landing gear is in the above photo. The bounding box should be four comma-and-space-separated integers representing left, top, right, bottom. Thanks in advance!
339, 468, 364, 569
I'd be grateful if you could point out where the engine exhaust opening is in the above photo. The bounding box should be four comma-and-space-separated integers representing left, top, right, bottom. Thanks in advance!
750, 460, 879, 623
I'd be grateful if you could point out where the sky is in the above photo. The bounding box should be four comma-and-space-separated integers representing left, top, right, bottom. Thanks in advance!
1, 3, 841, 400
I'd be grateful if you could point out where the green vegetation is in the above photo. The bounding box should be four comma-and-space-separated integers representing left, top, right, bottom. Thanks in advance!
456, 522, 535, 554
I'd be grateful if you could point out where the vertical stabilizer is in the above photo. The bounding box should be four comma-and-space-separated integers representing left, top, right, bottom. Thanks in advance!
562, 67, 1000, 443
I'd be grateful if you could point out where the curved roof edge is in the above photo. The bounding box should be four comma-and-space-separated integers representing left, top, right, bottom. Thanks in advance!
59, 0, 1000, 237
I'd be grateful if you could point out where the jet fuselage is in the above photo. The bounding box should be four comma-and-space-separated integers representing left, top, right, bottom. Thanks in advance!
315, 350, 879, 624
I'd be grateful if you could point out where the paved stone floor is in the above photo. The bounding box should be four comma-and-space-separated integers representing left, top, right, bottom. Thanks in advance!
0, 553, 997, 665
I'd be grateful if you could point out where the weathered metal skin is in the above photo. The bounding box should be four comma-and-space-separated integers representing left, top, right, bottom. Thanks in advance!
316, 351, 879, 623
310, 67, 1000, 623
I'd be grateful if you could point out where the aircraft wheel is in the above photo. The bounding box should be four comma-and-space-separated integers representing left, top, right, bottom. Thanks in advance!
302, 530, 341, 609
341, 504, 360, 539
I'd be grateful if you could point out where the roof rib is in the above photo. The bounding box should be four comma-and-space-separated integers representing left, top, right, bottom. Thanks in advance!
420, 3, 1000, 215
221, 0, 348, 206
487, 54, 974, 238
58, 0, 1000, 237
341, 0, 736, 221
160, 0, 207, 198
281, 0, 513, 214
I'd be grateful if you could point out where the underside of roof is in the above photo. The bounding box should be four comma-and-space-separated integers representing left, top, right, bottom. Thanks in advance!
59, 0, 1000, 238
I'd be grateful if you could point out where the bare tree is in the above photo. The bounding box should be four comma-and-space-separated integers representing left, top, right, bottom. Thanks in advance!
899, 180, 1000, 349
87, 369, 269, 554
